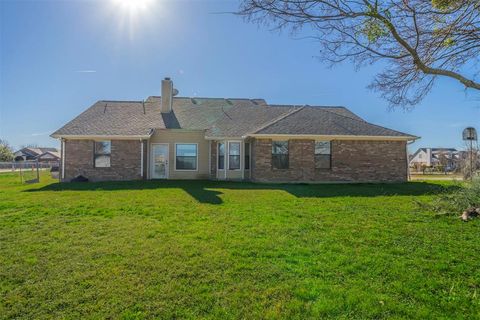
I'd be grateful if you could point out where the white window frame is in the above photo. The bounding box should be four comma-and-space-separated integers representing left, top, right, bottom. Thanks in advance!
94, 140, 112, 168
314, 140, 332, 169
227, 141, 242, 171
174, 143, 199, 171
271, 140, 289, 170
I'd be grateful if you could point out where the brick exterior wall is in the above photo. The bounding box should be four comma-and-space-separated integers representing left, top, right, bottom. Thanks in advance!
62, 138, 407, 183
62, 139, 145, 182
251, 139, 407, 183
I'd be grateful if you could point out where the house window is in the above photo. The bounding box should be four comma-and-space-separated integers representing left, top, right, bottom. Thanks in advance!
315, 141, 331, 169
175, 144, 197, 170
94, 141, 111, 168
245, 142, 250, 170
229, 142, 240, 170
272, 141, 289, 169
218, 142, 225, 170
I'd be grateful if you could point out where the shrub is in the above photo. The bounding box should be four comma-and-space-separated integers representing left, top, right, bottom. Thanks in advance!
425, 179, 480, 216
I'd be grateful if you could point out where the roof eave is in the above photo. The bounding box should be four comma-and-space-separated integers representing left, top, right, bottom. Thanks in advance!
50, 134, 153, 140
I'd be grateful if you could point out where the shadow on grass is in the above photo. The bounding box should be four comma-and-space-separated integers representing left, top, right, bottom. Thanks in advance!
25, 180, 460, 205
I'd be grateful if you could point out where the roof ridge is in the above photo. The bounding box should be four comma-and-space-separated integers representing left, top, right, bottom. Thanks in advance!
320, 107, 366, 122
250, 106, 305, 135
320, 108, 414, 137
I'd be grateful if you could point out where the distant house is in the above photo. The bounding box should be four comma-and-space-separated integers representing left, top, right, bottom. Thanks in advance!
14, 147, 59, 162
409, 148, 459, 171
37, 150, 61, 162
52, 78, 419, 183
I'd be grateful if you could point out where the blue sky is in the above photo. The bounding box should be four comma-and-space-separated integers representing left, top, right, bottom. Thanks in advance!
1, 0, 479, 153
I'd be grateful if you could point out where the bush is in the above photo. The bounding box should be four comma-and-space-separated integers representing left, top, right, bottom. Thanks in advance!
426, 179, 480, 216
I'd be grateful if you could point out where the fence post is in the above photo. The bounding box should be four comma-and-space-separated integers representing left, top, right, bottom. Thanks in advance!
36, 160, 39, 182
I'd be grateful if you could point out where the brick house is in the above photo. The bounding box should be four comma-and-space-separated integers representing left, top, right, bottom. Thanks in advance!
51, 78, 418, 183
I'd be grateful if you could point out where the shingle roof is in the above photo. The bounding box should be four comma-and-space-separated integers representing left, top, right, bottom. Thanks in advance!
52, 101, 163, 137
255, 106, 413, 137
16, 147, 59, 156
52, 97, 416, 139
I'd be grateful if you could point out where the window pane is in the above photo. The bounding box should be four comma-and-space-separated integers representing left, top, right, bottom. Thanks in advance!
272, 141, 288, 154
315, 141, 331, 155
315, 154, 331, 169
229, 155, 240, 170
228, 142, 241, 170
245, 143, 250, 170
176, 144, 197, 170
229, 142, 240, 156
176, 144, 197, 157
272, 154, 289, 169
218, 143, 225, 169
95, 141, 111, 155
95, 155, 110, 167
176, 156, 197, 170
218, 155, 225, 170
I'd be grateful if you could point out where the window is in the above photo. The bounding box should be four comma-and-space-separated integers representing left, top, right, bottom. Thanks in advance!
244, 142, 250, 170
176, 144, 197, 170
315, 141, 331, 169
229, 142, 240, 170
272, 141, 289, 169
94, 141, 111, 168
218, 142, 225, 170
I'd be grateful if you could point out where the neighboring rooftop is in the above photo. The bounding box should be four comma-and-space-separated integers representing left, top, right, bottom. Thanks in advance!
52, 96, 417, 139
15, 147, 59, 155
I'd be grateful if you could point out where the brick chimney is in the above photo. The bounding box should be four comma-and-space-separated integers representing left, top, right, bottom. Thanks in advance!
161, 77, 173, 113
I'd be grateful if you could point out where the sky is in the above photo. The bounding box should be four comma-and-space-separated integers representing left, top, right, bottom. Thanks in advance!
1, 0, 479, 153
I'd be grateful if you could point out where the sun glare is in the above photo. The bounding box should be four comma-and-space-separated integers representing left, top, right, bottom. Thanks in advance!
112, 0, 154, 12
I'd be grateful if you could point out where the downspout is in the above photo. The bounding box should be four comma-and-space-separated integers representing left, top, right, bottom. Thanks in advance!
61, 139, 65, 181
407, 140, 415, 181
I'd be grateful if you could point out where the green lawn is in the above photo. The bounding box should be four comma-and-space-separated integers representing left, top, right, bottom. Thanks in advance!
1, 173, 479, 319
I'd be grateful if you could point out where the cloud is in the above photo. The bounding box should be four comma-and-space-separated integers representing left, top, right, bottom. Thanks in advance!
29, 132, 51, 137
75, 70, 97, 73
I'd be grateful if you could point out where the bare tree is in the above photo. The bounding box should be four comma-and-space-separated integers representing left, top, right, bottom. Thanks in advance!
239, 0, 480, 107
460, 140, 480, 179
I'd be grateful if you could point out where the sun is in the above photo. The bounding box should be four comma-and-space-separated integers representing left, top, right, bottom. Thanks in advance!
112, 0, 154, 12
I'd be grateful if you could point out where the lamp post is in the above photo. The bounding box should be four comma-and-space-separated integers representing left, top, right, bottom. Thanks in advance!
463, 127, 478, 180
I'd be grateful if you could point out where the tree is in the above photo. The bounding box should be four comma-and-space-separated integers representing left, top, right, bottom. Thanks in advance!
0, 139, 14, 162
460, 140, 479, 179
239, 0, 480, 107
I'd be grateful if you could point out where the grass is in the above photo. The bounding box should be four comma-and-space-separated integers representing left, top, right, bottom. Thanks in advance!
1, 172, 479, 319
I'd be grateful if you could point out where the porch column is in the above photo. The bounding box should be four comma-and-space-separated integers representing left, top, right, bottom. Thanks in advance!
241, 140, 245, 180
224, 140, 227, 180
140, 140, 144, 178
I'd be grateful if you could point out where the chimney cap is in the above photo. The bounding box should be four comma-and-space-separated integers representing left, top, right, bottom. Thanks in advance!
164, 77, 171, 81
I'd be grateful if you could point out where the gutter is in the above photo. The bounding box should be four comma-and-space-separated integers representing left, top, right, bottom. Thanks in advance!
245, 134, 420, 141
50, 134, 153, 140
